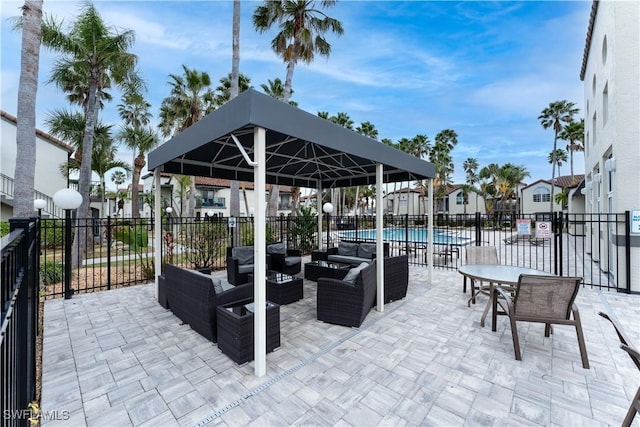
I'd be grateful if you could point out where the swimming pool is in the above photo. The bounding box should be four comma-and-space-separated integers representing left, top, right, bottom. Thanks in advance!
338, 228, 472, 246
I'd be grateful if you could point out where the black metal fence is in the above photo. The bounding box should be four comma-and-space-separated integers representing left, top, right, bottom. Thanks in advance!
37, 211, 634, 299
1, 218, 39, 426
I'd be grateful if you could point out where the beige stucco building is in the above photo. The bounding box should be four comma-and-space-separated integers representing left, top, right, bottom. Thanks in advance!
1, 110, 73, 219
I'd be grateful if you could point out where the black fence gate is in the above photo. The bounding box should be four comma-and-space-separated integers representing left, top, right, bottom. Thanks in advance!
1, 218, 39, 426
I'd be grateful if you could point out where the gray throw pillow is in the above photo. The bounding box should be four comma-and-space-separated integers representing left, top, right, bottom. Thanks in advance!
232, 246, 254, 265
211, 277, 224, 294
342, 262, 370, 285
357, 243, 376, 259
337, 242, 358, 257
267, 243, 287, 255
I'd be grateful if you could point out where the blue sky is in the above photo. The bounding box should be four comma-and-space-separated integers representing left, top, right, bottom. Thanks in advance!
1, 1, 591, 189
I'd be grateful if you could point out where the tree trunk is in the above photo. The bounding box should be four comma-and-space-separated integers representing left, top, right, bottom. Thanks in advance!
230, 180, 240, 216
267, 185, 279, 216
550, 134, 557, 213
13, 0, 42, 217
74, 74, 100, 269
188, 177, 196, 217
231, 0, 240, 99
130, 153, 145, 217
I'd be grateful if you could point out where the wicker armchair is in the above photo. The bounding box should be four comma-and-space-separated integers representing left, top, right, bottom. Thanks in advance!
464, 246, 499, 306
491, 274, 589, 369
226, 246, 271, 285
266, 243, 302, 275
599, 312, 640, 427
317, 260, 377, 327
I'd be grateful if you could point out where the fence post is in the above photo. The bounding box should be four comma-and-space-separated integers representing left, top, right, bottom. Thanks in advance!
475, 212, 481, 245
554, 212, 563, 276
404, 214, 409, 256
107, 216, 112, 290
625, 211, 631, 293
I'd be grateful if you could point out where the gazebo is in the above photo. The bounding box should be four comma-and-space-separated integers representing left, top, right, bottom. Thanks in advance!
147, 89, 436, 376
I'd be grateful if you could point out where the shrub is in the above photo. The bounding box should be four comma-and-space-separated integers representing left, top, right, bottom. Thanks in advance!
0, 221, 9, 237
41, 219, 65, 248
180, 221, 227, 270
41, 260, 64, 285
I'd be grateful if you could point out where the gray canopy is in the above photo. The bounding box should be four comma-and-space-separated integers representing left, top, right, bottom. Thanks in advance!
148, 89, 434, 186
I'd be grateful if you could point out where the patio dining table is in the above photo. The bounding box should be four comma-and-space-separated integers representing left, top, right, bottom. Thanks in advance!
458, 264, 555, 326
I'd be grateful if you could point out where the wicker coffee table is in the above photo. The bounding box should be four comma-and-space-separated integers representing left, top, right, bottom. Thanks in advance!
304, 260, 351, 282
249, 271, 303, 305
216, 300, 280, 365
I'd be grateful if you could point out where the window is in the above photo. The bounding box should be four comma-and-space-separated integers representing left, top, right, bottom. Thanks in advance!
592, 75, 596, 96
456, 191, 464, 205
602, 35, 607, 65
592, 113, 597, 146
533, 187, 550, 203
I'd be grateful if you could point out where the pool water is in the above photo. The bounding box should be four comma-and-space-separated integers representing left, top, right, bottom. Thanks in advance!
338, 228, 472, 245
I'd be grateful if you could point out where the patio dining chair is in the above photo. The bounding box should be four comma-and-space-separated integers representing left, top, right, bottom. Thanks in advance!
491, 274, 589, 369
464, 246, 499, 306
599, 311, 640, 427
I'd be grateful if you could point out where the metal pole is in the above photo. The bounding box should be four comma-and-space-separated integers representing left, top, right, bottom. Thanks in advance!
64, 209, 73, 299
326, 213, 330, 248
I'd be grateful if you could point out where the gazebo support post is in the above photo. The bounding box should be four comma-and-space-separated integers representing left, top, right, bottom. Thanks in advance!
376, 163, 385, 312
154, 169, 162, 299
428, 178, 434, 283
254, 127, 267, 377
317, 182, 323, 249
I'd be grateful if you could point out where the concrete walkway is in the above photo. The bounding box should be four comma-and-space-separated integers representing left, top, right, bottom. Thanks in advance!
41, 264, 640, 426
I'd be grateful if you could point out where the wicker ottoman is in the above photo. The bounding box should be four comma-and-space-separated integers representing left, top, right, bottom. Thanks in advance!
216, 300, 280, 365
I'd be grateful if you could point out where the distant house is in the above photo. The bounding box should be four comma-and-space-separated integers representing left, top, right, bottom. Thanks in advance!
520, 175, 584, 216
383, 188, 424, 215
139, 173, 293, 218
1, 110, 73, 219
435, 184, 487, 216
580, 0, 639, 291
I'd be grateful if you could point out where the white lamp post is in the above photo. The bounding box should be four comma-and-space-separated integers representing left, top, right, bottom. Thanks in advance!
34, 198, 46, 217
323, 202, 334, 249
53, 188, 83, 299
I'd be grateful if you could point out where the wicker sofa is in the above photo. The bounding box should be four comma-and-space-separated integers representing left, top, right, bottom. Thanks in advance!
313, 241, 390, 267
163, 263, 253, 342
317, 260, 377, 327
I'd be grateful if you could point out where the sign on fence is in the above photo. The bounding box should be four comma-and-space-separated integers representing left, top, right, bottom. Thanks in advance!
516, 219, 531, 235
228, 216, 237, 228
535, 221, 552, 239
631, 210, 640, 234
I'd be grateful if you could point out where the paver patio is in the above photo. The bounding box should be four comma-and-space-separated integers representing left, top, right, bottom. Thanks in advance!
41, 260, 640, 426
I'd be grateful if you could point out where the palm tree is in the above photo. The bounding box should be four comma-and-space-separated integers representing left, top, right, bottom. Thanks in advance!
158, 65, 216, 218
254, 0, 344, 215
559, 118, 584, 182
260, 77, 298, 106
92, 139, 131, 217
45, 109, 111, 175
111, 170, 127, 190
41, 3, 137, 267
355, 121, 378, 138
538, 100, 579, 212
117, 127, 158, 217
13, 0, 43, 217
253, 0, 344, 101
462, 157, 479, 214
429, 129, 458, 213
548, 149, 569, 177
214, 72, 252, 106
117, 85, 157, 218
